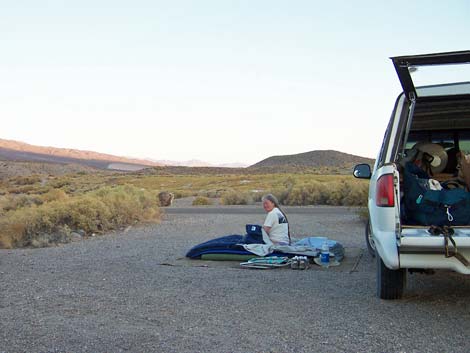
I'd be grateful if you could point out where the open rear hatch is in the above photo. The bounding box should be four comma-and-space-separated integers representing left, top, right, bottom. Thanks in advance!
392, 51, 470, 271
391, 50, 470, 101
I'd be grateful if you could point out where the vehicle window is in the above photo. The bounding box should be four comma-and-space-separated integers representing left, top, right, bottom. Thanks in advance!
410, 63, 470, 87
409, 63, 470, 97
405, 131, 456, 150
377, 116, 394, 165
457, 131, 470, 153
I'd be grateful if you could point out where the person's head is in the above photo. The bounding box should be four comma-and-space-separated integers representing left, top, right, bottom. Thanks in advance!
262, 194, 279, 212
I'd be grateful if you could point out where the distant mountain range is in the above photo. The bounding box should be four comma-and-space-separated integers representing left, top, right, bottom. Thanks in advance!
0, 138, 247, 171
0, 138, 161, 171
249, 150, 375, 170
0, 138, 374, 174
150, 159, 248, 168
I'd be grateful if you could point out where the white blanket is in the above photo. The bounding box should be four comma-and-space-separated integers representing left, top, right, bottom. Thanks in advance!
242, 243, 319, 257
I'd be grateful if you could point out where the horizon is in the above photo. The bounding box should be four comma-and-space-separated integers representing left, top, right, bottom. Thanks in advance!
0, 136, 375, 167
1, 1, 468, 164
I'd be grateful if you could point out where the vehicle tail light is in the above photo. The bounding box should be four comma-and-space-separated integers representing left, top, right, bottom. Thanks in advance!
376, 174, 395, 207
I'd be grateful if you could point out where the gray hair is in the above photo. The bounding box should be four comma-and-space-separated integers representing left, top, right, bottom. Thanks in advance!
261, 194, 280, 208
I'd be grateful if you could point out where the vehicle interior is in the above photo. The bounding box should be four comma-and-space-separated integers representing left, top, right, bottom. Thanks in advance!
401, 97, 470, 177
398, 96, 470, 227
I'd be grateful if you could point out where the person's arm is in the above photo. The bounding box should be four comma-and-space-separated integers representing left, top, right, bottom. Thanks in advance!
263, 212, 275, 235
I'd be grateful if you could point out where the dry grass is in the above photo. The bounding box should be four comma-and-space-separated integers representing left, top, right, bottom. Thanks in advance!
273, 179, 368, 207
192, 196, 213, 206
0, 185, 160, 249
220, 191, 254, 205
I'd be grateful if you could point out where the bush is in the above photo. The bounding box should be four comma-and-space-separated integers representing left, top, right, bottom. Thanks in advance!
1, 194, 44, 211
221, 191, 253, 205
0, 185, 161, 249
7, 185, 37, 194
41, 189, 69, 203
9, 175, 42, 185
192, 196, 213, 206
271, 180, 368, 207
172, 190, 192, 199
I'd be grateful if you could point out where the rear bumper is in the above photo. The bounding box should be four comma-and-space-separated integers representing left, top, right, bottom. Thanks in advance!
399, 253, 470, 274
399, 231, 470, 274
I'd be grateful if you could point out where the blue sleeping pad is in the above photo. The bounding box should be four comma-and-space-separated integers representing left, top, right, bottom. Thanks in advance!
185, 234, 266, 259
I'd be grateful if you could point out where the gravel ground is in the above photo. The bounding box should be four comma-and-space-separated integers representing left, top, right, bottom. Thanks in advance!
1, 204, 470, 353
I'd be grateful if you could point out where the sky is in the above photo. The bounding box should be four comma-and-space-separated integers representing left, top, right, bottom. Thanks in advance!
0, 1, 469, 165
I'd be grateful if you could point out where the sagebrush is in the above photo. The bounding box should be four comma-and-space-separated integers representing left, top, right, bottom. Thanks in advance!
0, 185, 160, 248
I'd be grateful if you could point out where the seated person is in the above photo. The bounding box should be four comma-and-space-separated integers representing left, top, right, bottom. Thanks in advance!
261, 194, 291, 245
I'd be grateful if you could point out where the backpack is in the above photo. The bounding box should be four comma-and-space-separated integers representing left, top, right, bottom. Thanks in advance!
403, 162, 470, 226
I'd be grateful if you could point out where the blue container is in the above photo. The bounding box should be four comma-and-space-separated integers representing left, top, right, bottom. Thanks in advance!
320, 241, 330, 265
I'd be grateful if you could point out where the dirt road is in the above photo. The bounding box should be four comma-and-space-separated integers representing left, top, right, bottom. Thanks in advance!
1, 205, 469, 353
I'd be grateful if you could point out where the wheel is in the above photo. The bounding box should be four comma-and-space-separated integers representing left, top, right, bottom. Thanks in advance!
376, 255, 406, 300
365, 218, 376, 257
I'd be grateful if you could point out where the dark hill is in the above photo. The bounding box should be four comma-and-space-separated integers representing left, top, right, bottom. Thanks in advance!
249, 150, 374, 172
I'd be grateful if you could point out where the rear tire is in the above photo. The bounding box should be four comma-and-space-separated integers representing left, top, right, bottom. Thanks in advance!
365, 218, 376, 257
376, 255, 406, 300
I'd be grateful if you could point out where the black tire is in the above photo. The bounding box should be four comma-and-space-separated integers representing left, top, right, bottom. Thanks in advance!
365, 218, 376, 257
376, 255, 406, 300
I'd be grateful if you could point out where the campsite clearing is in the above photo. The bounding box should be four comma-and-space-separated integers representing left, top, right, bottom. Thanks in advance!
1, 205, 469, 353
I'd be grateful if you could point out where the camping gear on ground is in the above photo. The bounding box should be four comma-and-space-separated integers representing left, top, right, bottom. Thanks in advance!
313, 257, 341, 267
289, 256, 309, 270
200, 254, 260, 261
293, 237, 345, 261
240, 256, 291, 269
403, 162, 470, 226
320, 240, 330, 267
186, 225, 345, 263
185, 234, 269, 259
246, 224, 263, 237
239, 256, 310, 270
242, 243, 319, 257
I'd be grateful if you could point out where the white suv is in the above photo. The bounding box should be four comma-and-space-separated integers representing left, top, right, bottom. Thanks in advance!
354, 51, 470, 299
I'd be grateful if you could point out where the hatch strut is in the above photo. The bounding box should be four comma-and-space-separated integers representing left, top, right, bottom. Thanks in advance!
401, 91, 416, 159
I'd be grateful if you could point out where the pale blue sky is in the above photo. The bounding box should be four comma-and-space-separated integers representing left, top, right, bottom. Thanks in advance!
1, 1, 468, 164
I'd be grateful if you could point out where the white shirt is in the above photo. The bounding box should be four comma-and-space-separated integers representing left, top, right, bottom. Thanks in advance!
263, 207, 289, 244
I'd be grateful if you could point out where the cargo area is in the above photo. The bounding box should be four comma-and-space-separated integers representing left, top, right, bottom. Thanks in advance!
398, 97, 470, 253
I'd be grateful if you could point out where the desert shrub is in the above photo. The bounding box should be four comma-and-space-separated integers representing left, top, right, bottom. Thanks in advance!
221, 191, 253, 205
0, 185, 160, 249
340, 181, 369, 206
1, 194, 44, 211
251, 192, 264, 202
41, 188, 69, 203
270, 179, 368, 207
94, 185, 160, 226
49, 177, 72, 188
9, 175, 42, 185
7, 185, 37, 194
192, 196, 213, 206
172, 190, 192, 199
198, 189, 226, 198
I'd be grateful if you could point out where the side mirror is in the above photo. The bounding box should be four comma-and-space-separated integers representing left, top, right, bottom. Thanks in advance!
353, 164, 372, 179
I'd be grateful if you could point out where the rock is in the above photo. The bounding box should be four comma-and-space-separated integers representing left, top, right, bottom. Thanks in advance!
158, 191, 174, 207
71, 232, 83, 241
